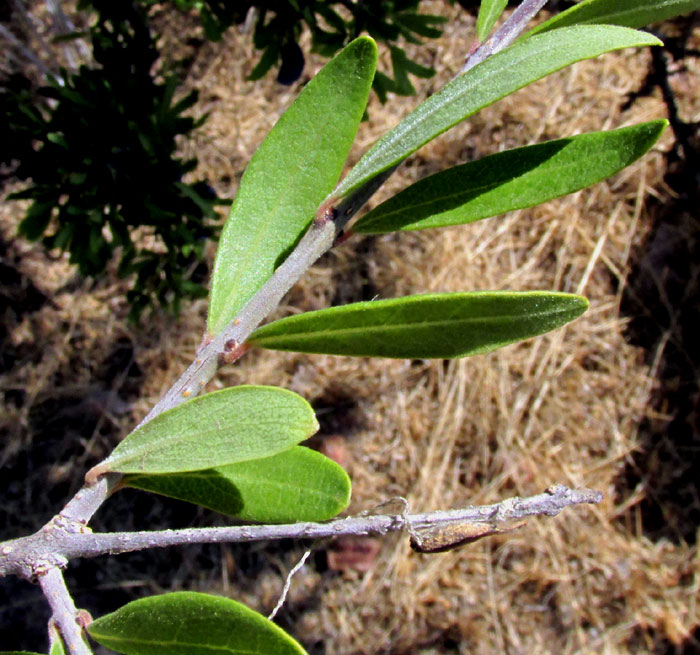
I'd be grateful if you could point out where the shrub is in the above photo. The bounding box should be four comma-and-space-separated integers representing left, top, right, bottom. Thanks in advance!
1, 1, 697, 653
3, 0, 221, 320
135, 0, 445, 95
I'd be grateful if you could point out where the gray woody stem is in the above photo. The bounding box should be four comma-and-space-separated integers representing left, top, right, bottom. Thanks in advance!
39, 567, 93, 655
462, 0, 549, 73
137, 0, 550, 431
1, 485, 601, 575
34, 168, 397, 525
3, 2, 556, 651
131, 2, 553, 430
135, 166, 396, 431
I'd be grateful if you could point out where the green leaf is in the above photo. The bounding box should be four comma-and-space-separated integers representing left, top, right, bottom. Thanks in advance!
0, 652, 47, 654
248, 42, 280, 81
18, 202, 53, 241
249, 292, 589, 359
332, 25, 661, 199
207, 36, 378, 336
386, 46, 435, 96
124, 446, 351, 522
49, 635, 65, 655
527, 0, 700, 36
91, 386, 318, 477
395, 13, 447, 39
87, 592, 307, 655
477, 0, 508, 41
354, 120, 667, 234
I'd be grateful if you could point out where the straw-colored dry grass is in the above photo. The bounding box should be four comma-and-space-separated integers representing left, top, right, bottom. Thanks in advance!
1, 3, 699, 654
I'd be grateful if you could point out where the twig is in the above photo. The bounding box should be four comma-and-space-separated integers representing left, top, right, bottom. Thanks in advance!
38, 567, 93, 655
60, 473, 121, 525
0, 486, 602, 573
462, 0, 549, 74
0, 1, 560, 646
76, 0, 549, 492
28, 164, 396, 509
134, 165, 397, 431
268, 548, 312, 620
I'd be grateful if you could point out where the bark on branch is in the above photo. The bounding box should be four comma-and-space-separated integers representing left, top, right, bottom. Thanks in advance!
1, 485, 602, 578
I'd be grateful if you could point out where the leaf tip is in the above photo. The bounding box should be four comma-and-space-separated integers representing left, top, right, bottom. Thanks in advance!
569, 294, 590, 317
355, 34, 378, 53
654, 117, 670, 134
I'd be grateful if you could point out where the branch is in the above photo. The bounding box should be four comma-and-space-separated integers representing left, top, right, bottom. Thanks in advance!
135, 166, 397, 428
462, 0, 549, 74
23, 166, 399, 522
51, 0, 551, 521
4, 0, 554, 538
38, 567, 92, 655
134, 0, 582, 425
0, 2, 583, 649
60, 473, 121, 524
5, 484, 598, 650
0, 486, 601, 568
147, 2, 555, 417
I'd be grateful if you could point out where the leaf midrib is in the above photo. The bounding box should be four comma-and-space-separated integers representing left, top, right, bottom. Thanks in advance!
254, 306, 578, 343
362, 144, 608, 226
343, 26, 639, 194
108, 417, 302, 469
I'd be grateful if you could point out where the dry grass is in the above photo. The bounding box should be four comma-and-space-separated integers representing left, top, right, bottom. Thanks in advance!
2, 3, 699, 654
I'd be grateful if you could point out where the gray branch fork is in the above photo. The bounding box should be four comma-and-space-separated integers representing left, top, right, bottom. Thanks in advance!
0, 3, 572, 654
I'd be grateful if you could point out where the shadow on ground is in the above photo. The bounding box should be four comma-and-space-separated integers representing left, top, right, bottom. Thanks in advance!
617, 30, 700, 547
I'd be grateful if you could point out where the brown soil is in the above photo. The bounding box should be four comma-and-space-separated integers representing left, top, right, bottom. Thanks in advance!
1, 3, 699, 654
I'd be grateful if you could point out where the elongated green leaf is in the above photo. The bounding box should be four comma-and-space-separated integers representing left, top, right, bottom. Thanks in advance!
0, 652, 46, 654
124, 446, 351, 522
92, 386, 318, 476
49, 638, 65, 655
207, 36, 377, 336
88, 592, 307, 655
48, 622, 66, 655
332, 26, 661, 199
354, 120, 667, 234
249, 292, 588, 359
477, 0, 508, 41
527, 0, 700, 36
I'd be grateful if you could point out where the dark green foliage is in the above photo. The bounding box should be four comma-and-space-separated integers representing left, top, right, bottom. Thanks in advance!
0, 75, 47, 186
134, 0, 446, 97
4, 1, 221, 320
